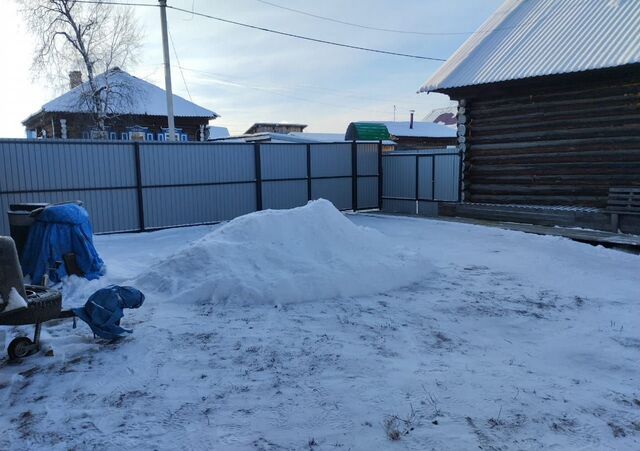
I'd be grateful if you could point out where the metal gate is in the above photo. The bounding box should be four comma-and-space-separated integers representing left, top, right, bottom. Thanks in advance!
381, 150, 462, 216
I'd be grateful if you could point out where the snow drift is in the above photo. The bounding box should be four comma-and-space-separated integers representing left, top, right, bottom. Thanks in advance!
137, 199, 430, 305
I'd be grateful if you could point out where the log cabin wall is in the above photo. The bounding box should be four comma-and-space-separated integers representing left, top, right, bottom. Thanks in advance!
446, 65, 640, 208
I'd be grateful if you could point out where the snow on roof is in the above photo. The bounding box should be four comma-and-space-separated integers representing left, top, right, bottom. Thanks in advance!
208, 125, 230, 139
422, 106, 457, 123
287, 132, 347, 142
383, 121, 456, 138
420, 0, 640, 92
39, 68, 218, 118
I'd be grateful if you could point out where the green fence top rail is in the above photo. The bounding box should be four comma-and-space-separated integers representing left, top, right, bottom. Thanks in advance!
345, 122, 390, 141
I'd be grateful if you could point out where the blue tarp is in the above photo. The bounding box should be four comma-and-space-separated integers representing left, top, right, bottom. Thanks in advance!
21, 204, 105, 284
72, 285, 145, 340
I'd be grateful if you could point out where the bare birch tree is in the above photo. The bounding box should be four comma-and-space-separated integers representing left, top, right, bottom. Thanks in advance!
17, 0, 143, 132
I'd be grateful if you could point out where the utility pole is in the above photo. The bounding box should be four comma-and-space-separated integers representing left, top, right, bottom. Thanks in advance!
159, 0, 176, 141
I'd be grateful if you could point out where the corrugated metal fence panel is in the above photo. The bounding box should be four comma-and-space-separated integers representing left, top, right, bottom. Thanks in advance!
356, 143, 380, 209
356, 143, 378, 176
139, 143, 256, 229
0, 140, 136, 192
381, 150, 461, 215
310, 143, 352, 209
260, 144, 308, 210
382, 155, 415, 199
0, 190, 139, 235
434, 154, 460, 201
312, 179, 351, 210
0, 140, 386, 235
418, 157, 434, 200
262, 181, 308, 210
142, 184, 256, 229
139, 143, 255, 185
0, 140, 138, 234
357, 178, 378, 209
260, 144, 307, 180
310, 143, 351, 177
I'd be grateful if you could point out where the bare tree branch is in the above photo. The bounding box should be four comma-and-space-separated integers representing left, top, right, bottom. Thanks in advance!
17, 0, 143, 131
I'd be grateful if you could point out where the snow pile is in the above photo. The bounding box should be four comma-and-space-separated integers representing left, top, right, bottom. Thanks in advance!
2, 288, 28, 312
137, 199, 430, 305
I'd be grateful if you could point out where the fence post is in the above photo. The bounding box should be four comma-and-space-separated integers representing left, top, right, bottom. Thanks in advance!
306, 143, 312, 201
254, 143, 263, 211
377, 140, 383, 210
133, 142, 145, 232
431, 155, 436, 201
415, 154, 419, 214
458, 149, 464, 203
351, 141, 358, 211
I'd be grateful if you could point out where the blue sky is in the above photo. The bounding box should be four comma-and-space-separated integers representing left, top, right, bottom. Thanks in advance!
0, 0, 503, 137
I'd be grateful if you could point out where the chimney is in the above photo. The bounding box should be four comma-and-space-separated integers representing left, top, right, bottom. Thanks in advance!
69, 70, 82, 89
409, 110, 415, 129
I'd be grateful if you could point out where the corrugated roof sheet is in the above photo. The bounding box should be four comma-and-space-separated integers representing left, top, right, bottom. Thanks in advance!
38, 68, 218, 118
420, 0, 640, 92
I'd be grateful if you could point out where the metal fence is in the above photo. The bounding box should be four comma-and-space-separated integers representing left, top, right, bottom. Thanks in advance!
0, 139, 381, 235
381, 149, 462, 216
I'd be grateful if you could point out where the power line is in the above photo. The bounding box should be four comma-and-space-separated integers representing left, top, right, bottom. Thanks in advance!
165, 4, 445, 61
77, 0, 446, 61
168, 30, 193, 101
73, 0, 446, 61
256, 0, 520, 37
256, 0, 469, 36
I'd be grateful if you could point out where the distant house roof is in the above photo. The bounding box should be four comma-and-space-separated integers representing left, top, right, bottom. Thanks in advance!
346, 121, 456, 140
287, 132, 347, 142
245, 123, 308, 134
25, 68, 217, 123
208, 125, 230, 139
420, 0, 640, 93
422, 106, 458, 126
211, 131, 395, 145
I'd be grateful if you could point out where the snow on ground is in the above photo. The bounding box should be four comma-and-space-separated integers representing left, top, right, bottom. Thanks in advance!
0, 206, 639, 450
136, 199, 431, 305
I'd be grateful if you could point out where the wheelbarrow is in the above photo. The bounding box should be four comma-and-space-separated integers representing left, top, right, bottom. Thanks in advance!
0, 236, 75, 360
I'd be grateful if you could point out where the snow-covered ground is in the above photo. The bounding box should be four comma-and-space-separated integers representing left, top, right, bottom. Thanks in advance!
1, 203, 639, 450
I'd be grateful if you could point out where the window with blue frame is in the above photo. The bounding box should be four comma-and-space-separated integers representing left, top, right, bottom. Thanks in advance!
161, 127, 186, 141
158, 133, 165, 141
121, 132, 128, 140
126, 125, 150, 141
109, 132, 117, 140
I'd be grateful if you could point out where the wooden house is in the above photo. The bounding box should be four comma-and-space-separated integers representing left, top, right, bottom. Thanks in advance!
23, 68, 218, 141
419, 0, 640, 232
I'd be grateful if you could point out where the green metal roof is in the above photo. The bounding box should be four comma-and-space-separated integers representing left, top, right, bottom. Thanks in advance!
345, 122, 390, 141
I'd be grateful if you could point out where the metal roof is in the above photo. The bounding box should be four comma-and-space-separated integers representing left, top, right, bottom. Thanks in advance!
419, 0, 640, 93
345, 123, 390, 141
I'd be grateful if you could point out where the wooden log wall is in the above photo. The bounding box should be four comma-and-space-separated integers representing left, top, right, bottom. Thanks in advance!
458, 71, 640, 207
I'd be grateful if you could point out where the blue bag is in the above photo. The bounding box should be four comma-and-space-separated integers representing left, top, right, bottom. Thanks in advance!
72, 285, 145, 340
